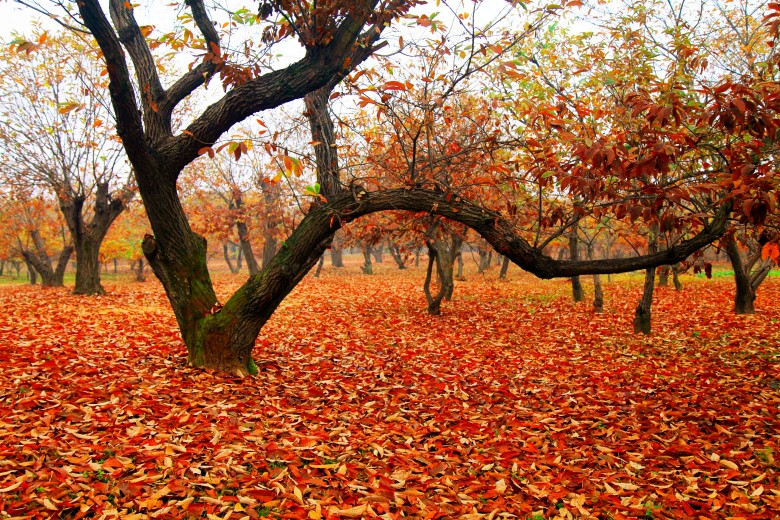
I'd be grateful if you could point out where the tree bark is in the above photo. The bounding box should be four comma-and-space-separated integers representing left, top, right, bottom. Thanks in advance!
587, 243, 603, 313
224, 243, 240, 274
456, 249, 465, 280
76, 0, 731, 376
569, 232, 585, 302
499, 256, 510, 280
477, 246, 490, 273
135, 258, 146, 282
633, 235, 658, 334
25, 257, 37, 285
657, 265, 670, 286
672, 269, 683, 291
372, 245, 383, 263
361, 245, 373, 274
725, 236, 756, 314
387, 240, 407, 269
19, 231, 74, 287
60, 182, 130, 295
260, 179, 281, 270
330, 234, 344, 267
314, 254, 325, 278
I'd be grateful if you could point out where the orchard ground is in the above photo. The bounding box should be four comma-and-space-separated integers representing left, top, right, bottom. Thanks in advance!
0, 256, 778, 519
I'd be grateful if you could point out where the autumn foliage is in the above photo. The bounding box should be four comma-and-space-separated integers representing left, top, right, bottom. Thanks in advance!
1, 268, 778, 519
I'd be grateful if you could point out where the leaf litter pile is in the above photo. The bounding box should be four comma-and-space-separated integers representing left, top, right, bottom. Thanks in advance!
0, 267, 779, 519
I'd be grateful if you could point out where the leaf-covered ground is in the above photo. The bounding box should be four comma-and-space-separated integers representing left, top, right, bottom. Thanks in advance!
1, 263, 779, 519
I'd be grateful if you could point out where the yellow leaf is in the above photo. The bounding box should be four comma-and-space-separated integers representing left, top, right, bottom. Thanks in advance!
329, 504, 367, 517
719, 459, 739, 470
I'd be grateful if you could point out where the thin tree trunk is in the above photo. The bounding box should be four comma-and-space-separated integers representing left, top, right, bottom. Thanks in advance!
672, 269, 683, 291
236, 245, 244, 271
314, 254, 325, 278
633, 236, 658, 334
135, 257, 146, 282
456, 249, 465, 280
330, 235, 344, 268
224, 243, 240, 274
25, 257, 37, 285
657, 265, 669, 286
372, 245, 383, 263
231, 194, 261, 276
569, 232, 584, 302
588, 243, 603, 313
361, 245, 373, 274
499, 256, 510, 280
477, 246, 490, 273
423, 244, 448, 315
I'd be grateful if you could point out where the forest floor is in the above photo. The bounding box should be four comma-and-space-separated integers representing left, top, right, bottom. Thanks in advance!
0, 260, 779, 519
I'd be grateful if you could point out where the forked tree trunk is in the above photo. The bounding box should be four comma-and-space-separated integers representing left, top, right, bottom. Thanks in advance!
723, 236, 771, 314
60, 182, 130, 295
633, 236, 658, 334
423, 243, 448, 315
20, 231, 74, 287
569, 232, 584, 302
387, 240, 407, 269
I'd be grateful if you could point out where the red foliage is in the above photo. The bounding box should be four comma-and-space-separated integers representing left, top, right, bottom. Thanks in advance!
0, 270, 778, 518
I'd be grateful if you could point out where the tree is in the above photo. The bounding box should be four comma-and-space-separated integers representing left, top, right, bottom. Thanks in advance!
32, 0, 763, 376
0, 30, 133, 294
1, 192, 73, 287
724, 230, 777, 313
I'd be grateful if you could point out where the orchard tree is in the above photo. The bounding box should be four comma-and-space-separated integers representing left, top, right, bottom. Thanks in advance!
0, 192, 73, 287
0, 30, 134, 294
19, 0, 758, 375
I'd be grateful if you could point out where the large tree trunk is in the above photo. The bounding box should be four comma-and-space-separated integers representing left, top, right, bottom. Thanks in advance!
725, 236, 756, 314
60, 182, 130, 295
569, 232, 585, 302
330, 245, 344, 267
